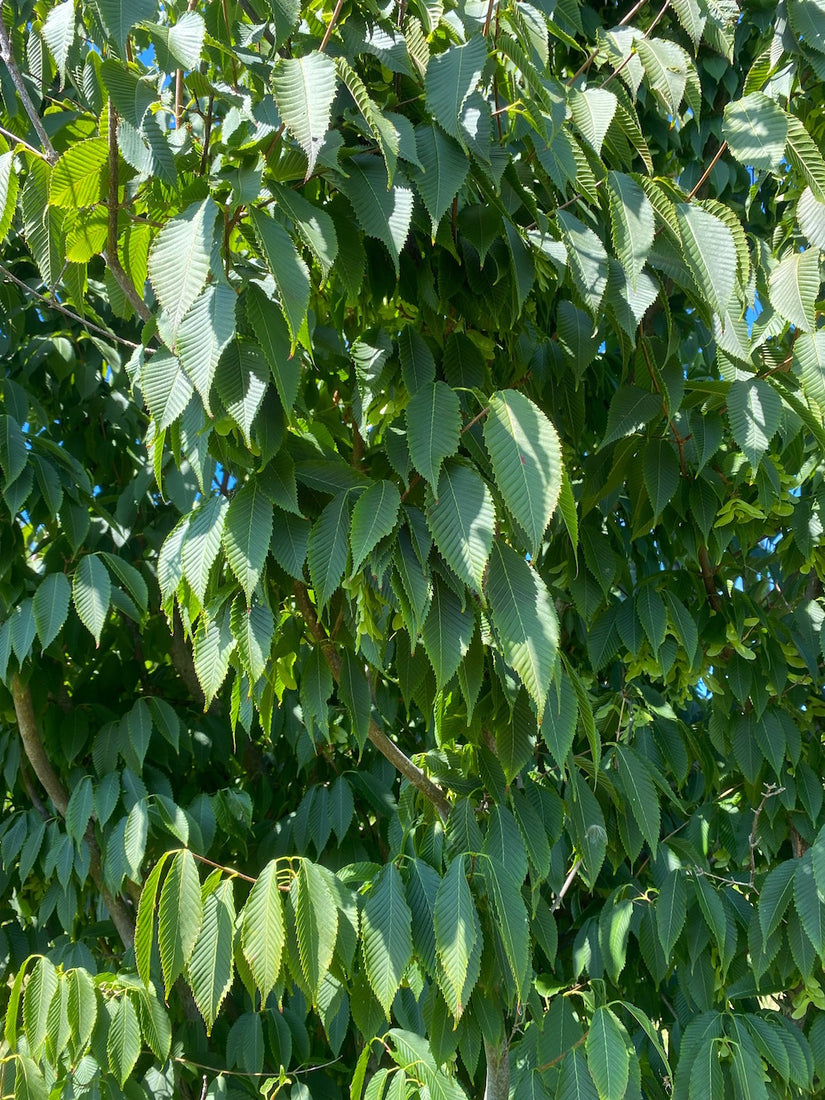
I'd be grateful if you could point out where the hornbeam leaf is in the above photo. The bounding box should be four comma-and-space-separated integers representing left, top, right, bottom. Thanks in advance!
187, 880, 235, 1034
95, 0, 156, 54
148, 198, 218, 338
727, 377, 781, 471
230, 597, 274, 685
362, 864, 413, 1018
50, 139, 108, 209
335, 57, 399, 185
570, 88, 617, 155
798, 186, 825, 249
241, 860, 285, 1003
486, 542, 559, 714
769, 249, 819, 331
175, 284, 237, 415
426, 462, 494, 593
182, 495, 228, 603
411, 124, 470, 235
483, 856, 531, 1000
406, 381, 461, 488
675, 203, 737, 316
245, 284, 301, 414
421, 578, 474, 689
0, 415, 27, 485
249, 211, 311, 344
308, 492, 351, 609
223, 483, 273, 602
398, 326, 436, 395
73, 554, 111, 645
141, 351, 193, 431
434, 855, 479, 1018
557, 210, 609, 315
484, 389, 562, 557
607, 171, 655, 290
602, 385, 662, 448
656, 869, 687, 957
33, 573, 71, 650
351, 480, 401, 573
0, 151, 19, 245
193, 611, 236, 707
65, 968, 97, 1051
794, 852, 825, 956
615, 744, 660, 856
723, 93, 789, 171
215, 339, 269, 446
294, 861, 337, 1000
22, 957, 58, 1056
272, 52, 337, 178
785, 115, 825, 202
340, 156, 414, 274
586, 1007, 630, 1100
759, 860, 796, 940
106, 994, 141, 1087
42, 0, 75, 84
425, 35, 487, 147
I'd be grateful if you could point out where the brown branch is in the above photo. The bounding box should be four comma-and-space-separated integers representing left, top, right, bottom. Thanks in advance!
175, 69, 185, 129
105, 103, 152, 323
0, 123, 48, 159
749, 784, 784, 885
200, 95, 214, 175
293, 584, 452, 821
0, 14, 58, 164
686, 141, 728, 201
698, 545, 723, 612
12, 674, 136, 948
320, 0, 345, 52
482, 0, 497, 36
551, 856, 582, 913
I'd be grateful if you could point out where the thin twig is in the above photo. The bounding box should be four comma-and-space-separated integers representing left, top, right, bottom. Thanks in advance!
293, 583, 452, 821
551, 856, 582, 912
319, 0, 345, 52
0, 13, 58, 164
568, 0, 652, 86
483, 0, 497, 36
749, 784, 784, 886
200, 95, 214, 175
686, 141, 728, 200
190, 851, 257, 884
0, 263, 146, 349
0, 123, 47, 159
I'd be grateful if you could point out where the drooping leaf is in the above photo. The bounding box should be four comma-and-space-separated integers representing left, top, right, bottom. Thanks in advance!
141, 351, 194, 431
557, 210, 609, 315
656, 868, 687, 957
421, 577, 474, 689
148, 198, 218, 339
769, 249, 819, 332
73, 554, 111, 645
193, 611, 236, 708
32, 573, 71, 650
294, 860, 338, 1001
586, 1007, 630, 1100
406, 381, 461, 488
308, 492, 351, 609
215, 338, 270, 446
615, 744, 660, 856
95, 0, 156, 54
425, 35, 487, 147
362, 864, 413, 1018
675, 203, 737, 316
250, 210, 311, 345
340, 156, 414, 275
182, 495, 228, 603
187, 880, 235, 1034
727, 377, 782, 471
434, 855, 479, 1018
223, 483, 273, 603
426, 461, 494, 593
107, 994, 141, 1087
175, 284, 237, 416
351, 480, 401, 574
272, 52, 338, 178
607, 171, 655, 290
241, 860, 285, 1004
411, 125, 470, 235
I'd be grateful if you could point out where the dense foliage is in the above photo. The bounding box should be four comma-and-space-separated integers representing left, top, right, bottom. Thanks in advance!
2, 0, 825, 1096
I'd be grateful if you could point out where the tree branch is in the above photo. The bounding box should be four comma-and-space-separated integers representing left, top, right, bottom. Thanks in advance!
12, 674, 136, 948
0, 14, 58, 164
293, 584, 451, 821
105, 103, 152, 323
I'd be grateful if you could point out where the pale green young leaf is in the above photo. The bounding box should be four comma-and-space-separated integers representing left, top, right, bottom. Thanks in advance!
107, 993, 141, 1086
175, 284, 237, 416
158, 850, 203, 995
426, 461, 494, 594
421, 577, 474, 689
768, 249, 819, 332
340, 157, 414, 274
797, 186, 825, 249
241, 860, 285, 1003
411, 125, 470, 235
483, 856, 530, 1000
272, 52, 338, 178
484, 389, 562, 557
406, 381, 461, 488
147, 198, 217, 338
223, 483, 273, 603
586, 1007, 630, 1100
675, 203, 737, 316
351, 480, 401, 574
249, 211, 311, 345
294, 860, 337, 1000
73, 554, 111, 645
607, 171, 655, 290
362, 864, 413, 1018
187, 880, 235, 1034
308, 491, 351, 609
486, 542, 559, 715
141, 350, 194, 431
723, 93, 788, 170
182, 495, 228, 603
32, 573, 71, 650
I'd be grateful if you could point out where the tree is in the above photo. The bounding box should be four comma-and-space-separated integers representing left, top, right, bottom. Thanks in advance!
1, 0, 825, 1095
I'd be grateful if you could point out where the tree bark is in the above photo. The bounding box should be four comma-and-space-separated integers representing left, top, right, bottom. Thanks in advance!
483, 1037, 510, 1100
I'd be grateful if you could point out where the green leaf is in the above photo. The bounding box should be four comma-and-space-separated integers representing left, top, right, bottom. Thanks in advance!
794, 852, 825, 956
399, 327, 436, 395
434, 855, 479, 1018
187, 880, 235, 1034
602, 386, 662, 449
22, 957, 58, 1055
245, 284, 301, 414
223, 483, 273, 603
95, 0, 156, 53
308, 491, 351, 609
65, 774, 93, 843
175, 284, 237, 416
241, 860, 285, 1004
607, 171, 655, 290
483, 389, 562, 557
643, 437, 681, 518
486, 542, 559, 715
723, 93, 789, 171
13, 1055, 49, 1100
351, 480, 401, 574
425, 35, 487, 148
50, 139, 108, 208
426, 461, 494, 593
636, 585, 667, 655
411, 124, 470, 235
798, 186, 825, 249
250, 211, 311, 345
124, 798, 148, 880
0, 415, 27, 485
567, 768, 607, 886
272, 52, 338, 178
340, 156, 414, 275
193, 611, 236, 708
73, 554, 111, 645
541, 671, 578, 768
421, 577, 474, 689
557, 210, 609, 315
66, 967, 97, 1051
33, 573, 71, 650
270, 510, 310, 579
141, 350, 194, 431
0, 151, 18, 246
294, 860, 337, 1000
148, 198, 218, 339
657, 868, 687, 957
483, 856, 531, 999
571, 87, 617, 155
362, 864, 413, 1018
406, 381, 461, 488
215, 338, 270, 446
586, 1006, 630, 1100
727, 377, 781, 471
557, 1048, 599, 1100
182, 495, 228, 603
231, 597, 274, 685
785, 115, 825, 202
769, 249, 819, 332
135, 851, 172, 987
615, 744, 660, 855
675, 203, 737, 316
107, 993, 141, 1087
270, 182, 339, 279
335, 57, 399, 186
42, 0, 75, 83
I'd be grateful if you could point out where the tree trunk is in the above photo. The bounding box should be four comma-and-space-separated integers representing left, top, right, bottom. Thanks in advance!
483, 1037, 510, 1100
